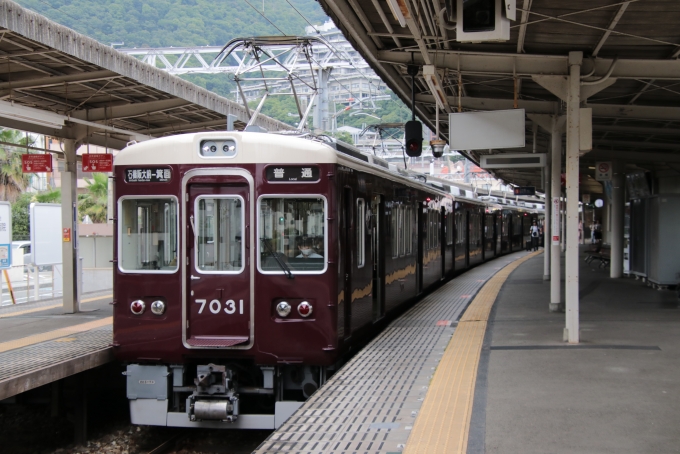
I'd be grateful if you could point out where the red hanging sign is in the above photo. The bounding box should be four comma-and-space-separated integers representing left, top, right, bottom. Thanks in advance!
82, 154, 113, 172
21, 154, 52, 173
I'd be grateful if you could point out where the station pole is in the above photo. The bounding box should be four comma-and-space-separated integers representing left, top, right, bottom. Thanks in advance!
550, 115, 563, 311
610, 161, 625, 278
61, 139, 80, 313
543, 153, 551, 281
565, 52, 582, 343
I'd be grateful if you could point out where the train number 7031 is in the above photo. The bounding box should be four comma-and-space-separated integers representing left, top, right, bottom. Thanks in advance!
195, 299, 244, 315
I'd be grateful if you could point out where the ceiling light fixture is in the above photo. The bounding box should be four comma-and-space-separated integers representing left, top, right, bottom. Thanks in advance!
422, 65, 450, 111
0, 101, 65, 129
386, 0, 408, 28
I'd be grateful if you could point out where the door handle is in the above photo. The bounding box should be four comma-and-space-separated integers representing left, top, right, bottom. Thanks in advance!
191, 275, 201, 280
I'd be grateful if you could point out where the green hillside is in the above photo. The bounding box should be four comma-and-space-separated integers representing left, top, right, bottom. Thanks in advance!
14, 0, 411, 131
15, 0, 328, 47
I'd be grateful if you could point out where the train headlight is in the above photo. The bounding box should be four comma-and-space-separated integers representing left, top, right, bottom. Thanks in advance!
297, 301, 313, 318
276, 301, 292, 317
130, 300, 145, 315
150, 300, 166, 315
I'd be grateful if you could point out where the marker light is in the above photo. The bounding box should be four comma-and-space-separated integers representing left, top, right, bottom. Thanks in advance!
276, 301, 292, 317
297, 301, 313, 317
130, 300, 145, 315
150, 300, 166, 315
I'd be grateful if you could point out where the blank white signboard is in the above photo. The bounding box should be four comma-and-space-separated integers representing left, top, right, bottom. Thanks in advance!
30, 203, 63, 266
449, 109, 525, 150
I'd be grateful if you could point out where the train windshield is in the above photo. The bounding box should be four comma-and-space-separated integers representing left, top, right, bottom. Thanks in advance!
119, 197, 178, 273
258, 196, 327, 273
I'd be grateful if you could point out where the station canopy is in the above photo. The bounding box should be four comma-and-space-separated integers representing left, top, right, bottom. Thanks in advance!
317, 0, 680, 191
0, 0, 289, 153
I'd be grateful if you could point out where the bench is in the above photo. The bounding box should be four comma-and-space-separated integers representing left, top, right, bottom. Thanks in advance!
585, 245, 610, 268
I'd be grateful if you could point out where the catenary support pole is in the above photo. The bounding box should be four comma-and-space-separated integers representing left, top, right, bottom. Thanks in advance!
550, 115, 563, 311
610, 161, 625, 278
61, 139, 80, 313
565, 51, 582, 343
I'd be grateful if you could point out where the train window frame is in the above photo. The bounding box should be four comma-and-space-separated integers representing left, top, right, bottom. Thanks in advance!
404, 205, 413, 255
357, 198, 365, 268
256, 194, 328, 275
391, 204, 398, 259
117, 195, 179, 274
193, 195, 246, 275
446, 211, 454, 246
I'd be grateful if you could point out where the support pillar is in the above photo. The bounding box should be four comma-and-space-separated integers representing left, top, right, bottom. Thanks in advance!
543, 157, 551, 281
550, 115, 563, 311
610, 161, 625, 278
565, 52, 582, 343
61, 139, 80, 313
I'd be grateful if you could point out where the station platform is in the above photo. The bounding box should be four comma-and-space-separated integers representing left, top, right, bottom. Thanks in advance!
254, 247, 680, 454
0, 291, 114, 401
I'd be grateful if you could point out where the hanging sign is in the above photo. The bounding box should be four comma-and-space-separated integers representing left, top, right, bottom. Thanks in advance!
595, 161, 612, 181
21, 154, 52, 173
82, 154, 113, 172
551, 197, 560, 245
63, 228, 71, 242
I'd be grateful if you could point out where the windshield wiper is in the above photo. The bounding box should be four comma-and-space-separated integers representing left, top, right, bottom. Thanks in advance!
260, 237, 294, 279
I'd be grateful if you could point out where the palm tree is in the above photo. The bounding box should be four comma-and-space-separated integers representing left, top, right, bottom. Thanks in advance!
79, 172, 108, 223
0, 129, 33, 202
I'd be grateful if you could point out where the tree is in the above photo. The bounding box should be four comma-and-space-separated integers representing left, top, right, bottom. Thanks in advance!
11, 192, 31, 241
79, 173, 109, 223
0, 129, 33, 202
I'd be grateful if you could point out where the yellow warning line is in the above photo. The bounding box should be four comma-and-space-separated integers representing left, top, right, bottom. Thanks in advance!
0, 316, 112, 353
0, 294, 112, 319
404, 251, 542, 454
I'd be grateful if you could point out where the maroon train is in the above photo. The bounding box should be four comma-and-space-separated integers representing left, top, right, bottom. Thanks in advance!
113, 131, 540, 429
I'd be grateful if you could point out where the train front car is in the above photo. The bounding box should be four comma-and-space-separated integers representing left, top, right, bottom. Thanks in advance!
113, 132, 338, 429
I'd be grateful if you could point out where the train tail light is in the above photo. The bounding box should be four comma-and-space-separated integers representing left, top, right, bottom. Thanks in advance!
276, 301, 292, 317
150, 300, 166, 315
297, 301, 313, 317
130, 300, 145, 315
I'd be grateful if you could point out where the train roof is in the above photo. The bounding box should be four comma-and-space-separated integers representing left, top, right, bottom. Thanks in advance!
115, 131, 542, 212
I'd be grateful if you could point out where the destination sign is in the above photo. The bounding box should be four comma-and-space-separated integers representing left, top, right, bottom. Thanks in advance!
513, 186, 535, 196
125, 168, 172, 183
266, 166, 319, 182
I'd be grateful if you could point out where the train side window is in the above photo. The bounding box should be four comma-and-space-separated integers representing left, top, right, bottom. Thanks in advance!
405, 206, 413, 255
357, 198, 365, 268
258, 196, 327, 274
448, 212, 454, 245
195, 196, 244, 273
118, 196, 179, 273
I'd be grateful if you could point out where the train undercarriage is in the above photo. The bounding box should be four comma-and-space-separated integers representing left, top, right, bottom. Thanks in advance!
124, 362, 330, 429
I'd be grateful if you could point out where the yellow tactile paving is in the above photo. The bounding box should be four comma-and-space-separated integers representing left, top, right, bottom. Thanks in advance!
404, 251, 542, 454
0, 294, 112, 319
0, 316, 112, 353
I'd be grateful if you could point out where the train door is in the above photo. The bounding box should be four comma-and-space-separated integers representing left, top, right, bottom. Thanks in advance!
371, 195, 385, 321
440, 207, 446, 279
342, 187, 353, 338
465, 210, 470, 268
184, 171, 252, 348
417, 202, 424, 293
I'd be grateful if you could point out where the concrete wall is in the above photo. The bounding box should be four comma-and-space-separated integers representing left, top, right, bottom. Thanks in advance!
79, 236, 113, 268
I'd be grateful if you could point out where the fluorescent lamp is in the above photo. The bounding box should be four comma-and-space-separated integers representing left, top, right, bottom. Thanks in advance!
0, 101, 65, 129
386, 0, 407, 28
422, 65, 450, 111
